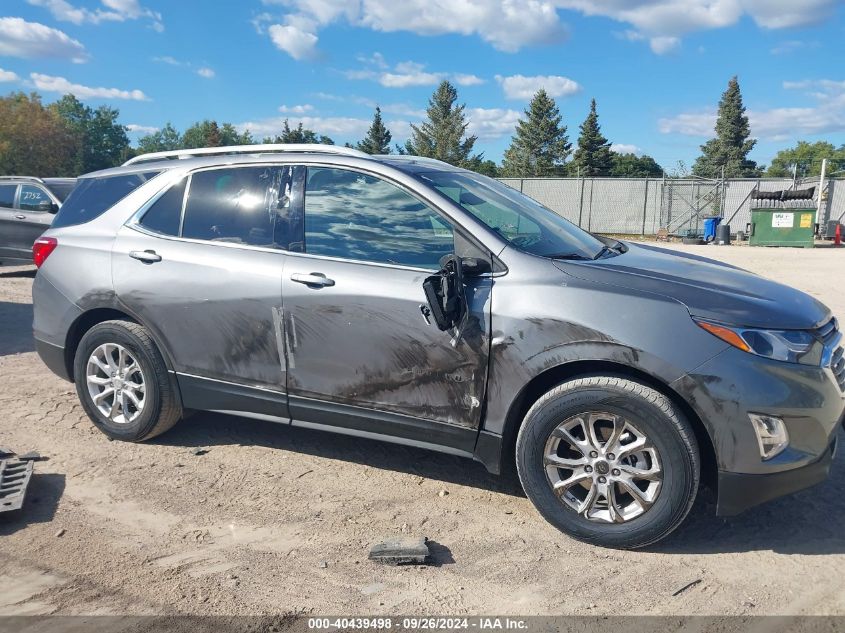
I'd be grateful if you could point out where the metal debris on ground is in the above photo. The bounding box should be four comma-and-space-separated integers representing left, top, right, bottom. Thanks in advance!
368, 536, 430, 566
17, 451, 43, 461
672, 579, 703, 597
0, 454, 35, 513
191, 447, 209, 456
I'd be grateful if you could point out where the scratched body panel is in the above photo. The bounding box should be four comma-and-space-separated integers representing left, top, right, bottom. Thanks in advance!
112, 225, 286, 390
282, 254, 490, 429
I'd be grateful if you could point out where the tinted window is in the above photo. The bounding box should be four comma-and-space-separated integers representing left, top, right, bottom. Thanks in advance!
45, 180, 76, 201
19, 185, 51, 211
182, 167, 279, 246
304, 167, 453, 269
52, 171, 161, 229
0, 184, 15, 208
417, 171, 604, 260
139, 178, 186, 236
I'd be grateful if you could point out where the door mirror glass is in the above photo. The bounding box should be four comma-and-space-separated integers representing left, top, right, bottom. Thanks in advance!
422, 254, 466, 331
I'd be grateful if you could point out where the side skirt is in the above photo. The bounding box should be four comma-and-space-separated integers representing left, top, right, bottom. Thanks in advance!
176, 373, 500, 467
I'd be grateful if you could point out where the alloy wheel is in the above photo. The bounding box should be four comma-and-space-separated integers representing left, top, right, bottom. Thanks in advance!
544, 411, 663, 523
86, 343, 146, 424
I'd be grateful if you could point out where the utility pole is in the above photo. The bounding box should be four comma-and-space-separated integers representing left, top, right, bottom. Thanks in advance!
818, 158, 828, 227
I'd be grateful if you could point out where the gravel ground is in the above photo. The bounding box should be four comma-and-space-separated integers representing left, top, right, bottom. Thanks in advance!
0, 242, 844, 617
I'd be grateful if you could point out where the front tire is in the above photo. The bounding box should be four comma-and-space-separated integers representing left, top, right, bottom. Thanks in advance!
516, 376, 699, 549
74, 320, 182, 441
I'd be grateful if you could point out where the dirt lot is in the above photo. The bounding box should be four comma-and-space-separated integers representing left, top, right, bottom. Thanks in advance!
1, 242, 844, 617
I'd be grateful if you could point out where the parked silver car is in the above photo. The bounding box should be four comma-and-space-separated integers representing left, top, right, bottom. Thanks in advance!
0, 176, 76, 266
32, 145, 844, 548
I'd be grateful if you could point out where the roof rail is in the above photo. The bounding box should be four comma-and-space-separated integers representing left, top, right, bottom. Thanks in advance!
123, 143, 371, 167
375, 155, 458, 169
0, 176, 46, 184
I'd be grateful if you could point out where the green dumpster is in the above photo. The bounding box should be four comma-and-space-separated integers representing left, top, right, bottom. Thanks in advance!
748, 187, 817, 248
749, 208, 816, 248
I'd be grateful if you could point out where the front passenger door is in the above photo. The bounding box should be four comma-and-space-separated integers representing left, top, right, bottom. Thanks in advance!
282, 167, 492, 446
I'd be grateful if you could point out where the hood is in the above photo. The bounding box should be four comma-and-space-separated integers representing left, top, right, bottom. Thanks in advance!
554, 242, 831, 330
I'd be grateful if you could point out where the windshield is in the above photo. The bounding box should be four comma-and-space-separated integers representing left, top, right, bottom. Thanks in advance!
45, 180, 76, 202
416, 170, 605, 259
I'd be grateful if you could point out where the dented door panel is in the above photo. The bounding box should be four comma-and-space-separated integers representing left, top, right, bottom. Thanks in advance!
112, 226, 287, 391
282, 255, 491, 429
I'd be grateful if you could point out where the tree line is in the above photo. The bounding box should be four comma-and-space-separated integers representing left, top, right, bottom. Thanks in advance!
1, 78, 842, 180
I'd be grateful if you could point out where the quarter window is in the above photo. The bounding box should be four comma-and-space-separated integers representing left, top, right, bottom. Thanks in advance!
304, 167, 454, 269
139, 178, 186, 236
181, 167, 280, 247
19, 185, 51, 211
0, 184, 15, 209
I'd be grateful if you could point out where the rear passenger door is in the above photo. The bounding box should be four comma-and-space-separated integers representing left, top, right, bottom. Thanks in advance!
113, 166, 293, 415
0, 183, 20, 261
14, 184, 56, 253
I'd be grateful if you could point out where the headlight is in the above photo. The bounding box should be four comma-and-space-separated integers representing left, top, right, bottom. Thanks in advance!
695, 319, 823, 365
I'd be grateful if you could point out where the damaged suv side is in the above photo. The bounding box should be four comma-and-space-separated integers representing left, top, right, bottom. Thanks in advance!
32, 145, 845, 549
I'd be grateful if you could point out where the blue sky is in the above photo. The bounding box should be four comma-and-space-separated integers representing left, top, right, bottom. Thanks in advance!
1, 0, 844, 169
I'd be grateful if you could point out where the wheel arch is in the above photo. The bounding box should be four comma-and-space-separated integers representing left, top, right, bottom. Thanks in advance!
491, 360, 718, 491
64, 306, 176, 381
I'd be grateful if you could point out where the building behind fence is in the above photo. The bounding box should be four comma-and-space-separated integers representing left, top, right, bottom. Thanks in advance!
498, 176, 845, 237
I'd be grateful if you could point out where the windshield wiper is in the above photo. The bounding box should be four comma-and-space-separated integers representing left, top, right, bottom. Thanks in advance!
593, 246, 611, 260
546, 252, 593, 261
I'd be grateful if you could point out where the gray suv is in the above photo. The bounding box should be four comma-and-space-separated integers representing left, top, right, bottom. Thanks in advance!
0, 176, 76, 266
31, 145, 845, 548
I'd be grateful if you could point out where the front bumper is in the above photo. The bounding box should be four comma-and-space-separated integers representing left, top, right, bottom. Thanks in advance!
716, 435, 837, 516
673, 345, 845, 513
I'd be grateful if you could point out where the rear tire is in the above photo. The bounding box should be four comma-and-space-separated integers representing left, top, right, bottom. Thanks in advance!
516, 376, 699, 549
74, 320, 182, 441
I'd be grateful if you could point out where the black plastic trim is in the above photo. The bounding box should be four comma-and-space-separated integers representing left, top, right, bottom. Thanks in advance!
288, 394, 478, 455
35, 338, 71, 382
177, 373, 287, 418
716, 437, 837, 516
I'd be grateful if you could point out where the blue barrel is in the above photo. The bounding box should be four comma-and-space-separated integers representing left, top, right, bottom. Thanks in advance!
703, 217, 722, 242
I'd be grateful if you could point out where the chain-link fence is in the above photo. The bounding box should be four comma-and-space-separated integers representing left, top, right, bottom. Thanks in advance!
498, 177, 845, 237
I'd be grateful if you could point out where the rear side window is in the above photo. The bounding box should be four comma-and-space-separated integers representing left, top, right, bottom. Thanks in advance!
181, 167, 279, 246
19, 185, 51, 211
0, 184, 15, 208
139, 178, 187, 236
52, 171, 161, 228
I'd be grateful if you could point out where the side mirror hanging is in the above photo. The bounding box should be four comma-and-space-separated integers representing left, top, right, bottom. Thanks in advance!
422, 254, 466, 332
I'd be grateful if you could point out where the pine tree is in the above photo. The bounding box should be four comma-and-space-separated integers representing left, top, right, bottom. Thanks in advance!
501, 89, 570, 177
357, 106, 392, 154
275, 119, 334, 145
404, 81, 481, 167
573, 98, 613, 177
693, 76, 760, 178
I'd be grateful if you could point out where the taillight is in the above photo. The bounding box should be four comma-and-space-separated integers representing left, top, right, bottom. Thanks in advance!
33, 237, 58, 268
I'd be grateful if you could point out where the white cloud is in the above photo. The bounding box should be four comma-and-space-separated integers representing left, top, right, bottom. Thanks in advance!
453, 73, 485, 86
659, 79, 845, 140
196, 67, 215, 79
30, 73, 150, 101
467, 107, 521, 140
610, 143, 643, 155
256, 0, 566, 58
268, 23, 318, 60
0, 68, 20, 82
26, 0, 163, 30
0, 17, 88, 63
649, 35, 680, 54
344, 56, 481, 89
495, 74, 582, 100
770, 39, 818, 55
555, 0, 839, 54
278, 104, 314, 114
126, 124, 159, 134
